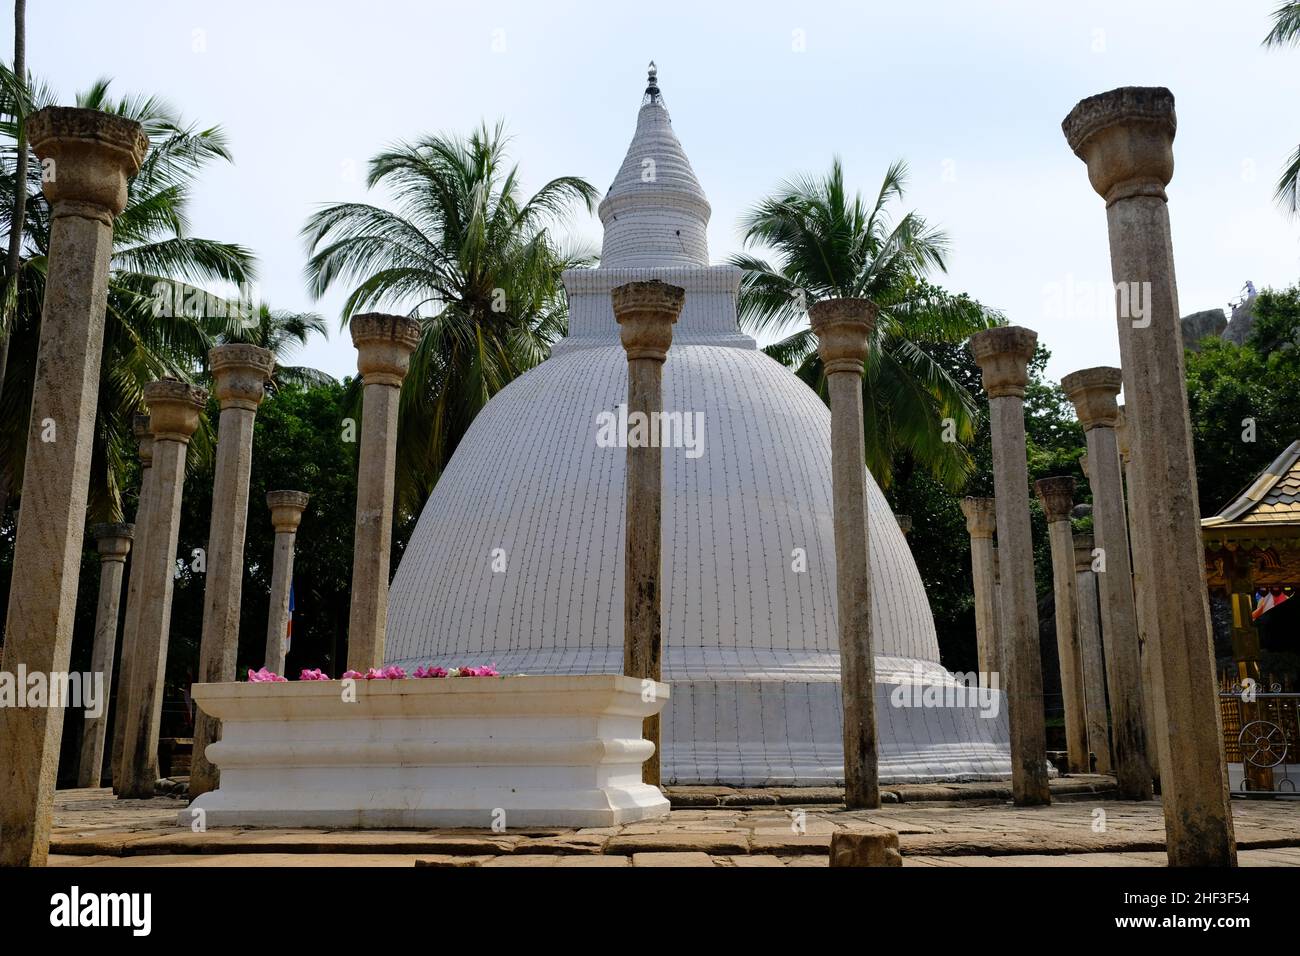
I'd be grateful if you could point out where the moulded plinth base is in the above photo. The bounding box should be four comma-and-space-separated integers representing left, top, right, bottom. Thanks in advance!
183, 674, 671, 829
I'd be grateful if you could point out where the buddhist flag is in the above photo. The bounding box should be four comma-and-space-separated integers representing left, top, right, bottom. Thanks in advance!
1252, 590, 1275, 621
287, 582, 295, 652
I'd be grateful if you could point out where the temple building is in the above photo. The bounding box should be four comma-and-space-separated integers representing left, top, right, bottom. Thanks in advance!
384, 67, 1011, 785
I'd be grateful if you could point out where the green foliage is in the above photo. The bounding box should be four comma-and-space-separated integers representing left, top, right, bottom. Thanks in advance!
144, 381, 361, 737
303, 121, 598, 514
731, 159, 1000, 490
0, 73, 259, 520
1263, 3, 1300, 213
1244, 285, 1300, 355
1186, 296, 1300, 516
174, 381, 360, 686
886, 343, 1086, 667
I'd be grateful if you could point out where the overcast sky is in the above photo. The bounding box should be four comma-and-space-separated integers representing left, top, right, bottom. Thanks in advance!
14, 0, 1300, 382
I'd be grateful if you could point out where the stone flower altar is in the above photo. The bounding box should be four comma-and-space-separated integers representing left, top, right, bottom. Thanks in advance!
184, 669, 671, 828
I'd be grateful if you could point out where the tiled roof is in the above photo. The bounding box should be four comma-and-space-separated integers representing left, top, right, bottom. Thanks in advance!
1203, 440, 1300, 529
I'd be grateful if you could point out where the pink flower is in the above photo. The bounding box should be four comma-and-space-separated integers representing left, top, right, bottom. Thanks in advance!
414, 665, 448, 678
461, 664, 500, 678
382, 665, 407, 680
247, 667, 287, 683
299, 668, 330, 681
341, 669, 364, 680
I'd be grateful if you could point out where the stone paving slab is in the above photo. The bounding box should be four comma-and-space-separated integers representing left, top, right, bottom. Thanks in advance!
632, 852, 716, 867
665, 775, 1116, 807
47, 786, 1300, 866
45, 847, 1300, 867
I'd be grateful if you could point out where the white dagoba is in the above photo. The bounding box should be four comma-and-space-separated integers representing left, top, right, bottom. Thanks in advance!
385, 65, 1011, 785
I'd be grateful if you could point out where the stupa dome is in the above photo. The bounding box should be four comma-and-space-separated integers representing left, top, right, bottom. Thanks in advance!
385, 66, 1011, 784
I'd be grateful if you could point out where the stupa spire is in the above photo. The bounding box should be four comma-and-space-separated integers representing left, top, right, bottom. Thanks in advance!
598, 63, 711, 269
644, 60, 661, 105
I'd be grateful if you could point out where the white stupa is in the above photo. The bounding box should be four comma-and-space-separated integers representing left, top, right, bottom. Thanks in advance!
385, 65, 1011, 785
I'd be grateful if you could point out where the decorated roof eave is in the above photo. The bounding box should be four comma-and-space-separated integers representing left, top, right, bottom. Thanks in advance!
1203, 439, 1300, 525
1202, 522, 1300, 550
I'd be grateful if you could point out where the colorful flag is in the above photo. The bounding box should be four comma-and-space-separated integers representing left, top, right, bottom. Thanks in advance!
287, 582, 295, 652
1252, 590, 1276, 621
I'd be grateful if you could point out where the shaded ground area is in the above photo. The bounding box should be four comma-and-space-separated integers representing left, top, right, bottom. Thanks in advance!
48, 777, 1300, 867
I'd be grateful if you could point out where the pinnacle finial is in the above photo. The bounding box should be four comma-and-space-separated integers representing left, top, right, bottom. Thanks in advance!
645, 60, 660, 101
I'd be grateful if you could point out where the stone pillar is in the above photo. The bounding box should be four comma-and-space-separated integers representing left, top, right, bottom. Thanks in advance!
264, 491, 310, 675
960, 497, 1000, 682
347, 314, 422, 671
1073, 533, 1112, 773
613, 280, 685, 788
77, 523, 134, 788
810, 297, 881, 810
189, 345, 274, 799
1118, 404, 1160, 784
0, 107, 148, 867
970, 326, 1050, 806
118, 380, 207, 799
992, 547, 1004, 672
1064, 87, 1235, 864
112, 414, 154, 790
1034, 477, 1089, 774
1062, 368, 1152, 800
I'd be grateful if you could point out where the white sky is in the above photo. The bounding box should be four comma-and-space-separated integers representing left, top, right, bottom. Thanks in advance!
14, 0, 1300, 382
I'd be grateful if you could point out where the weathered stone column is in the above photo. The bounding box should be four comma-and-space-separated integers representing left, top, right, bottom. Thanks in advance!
960, 497, 1000, 683
264, 491, 311, 674
118, 380, 207, 799
809, 298, 881, 810
1064, 87, 1235, 864
347, 314, 421, 671
1117, 403, 1160, 784
970, 326, 1050, 806
1062, 368, 1152, 800
613, 280, 684, 788
77, 523, 134, 788
1034, 477, 1089, 774
112, 414, 154, 790
1073, 533, 1112, 773
0, 108, 147, 867
189, 345, 274, 799
992, 547, 1004, 672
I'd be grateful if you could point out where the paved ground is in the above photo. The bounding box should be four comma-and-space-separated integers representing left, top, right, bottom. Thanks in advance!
47, 778, 1300, 867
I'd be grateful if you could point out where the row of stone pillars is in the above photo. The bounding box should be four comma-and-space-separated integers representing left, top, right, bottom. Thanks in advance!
960, 498, 1115, 779
0, 103, 426, 863
0, 107, 151, 866
954, 87, 1236, 864
0, 87, 1239, 867
1064, 86, 1235, 866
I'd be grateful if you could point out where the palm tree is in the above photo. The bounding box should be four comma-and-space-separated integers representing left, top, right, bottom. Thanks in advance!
220, 303, 334, 391
0, 0, 28, 411
0, 75, 258, 522
1265, 2, 1300, 214
303, 120, 597, 510
730, 159, 999, 490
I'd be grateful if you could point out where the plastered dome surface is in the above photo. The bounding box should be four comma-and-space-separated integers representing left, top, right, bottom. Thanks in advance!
384, 68, 1010, 784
